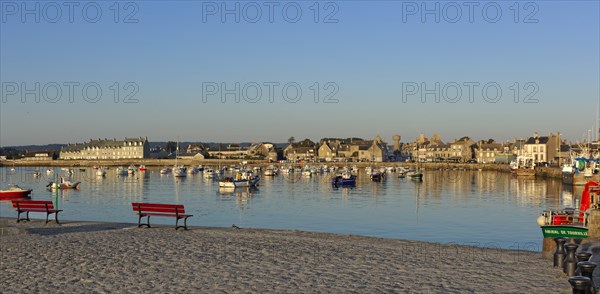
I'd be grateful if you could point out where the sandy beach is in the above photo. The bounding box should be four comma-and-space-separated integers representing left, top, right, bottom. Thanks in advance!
1, 220, 572, 293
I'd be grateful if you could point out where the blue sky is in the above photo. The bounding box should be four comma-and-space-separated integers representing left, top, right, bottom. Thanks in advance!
1, 1, 599, 146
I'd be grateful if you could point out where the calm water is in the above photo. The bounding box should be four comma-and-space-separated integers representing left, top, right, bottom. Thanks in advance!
0, 167, 582, 250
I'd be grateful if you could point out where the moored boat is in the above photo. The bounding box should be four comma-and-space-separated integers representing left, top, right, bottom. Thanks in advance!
537, 181, 599, 238
127, 165, 136, 175
0, 184, 32, 200
116, 166, 128, 176
218, 171, 260, 188
96, 167, 107, 177
48, 177, 81, 190
332, 172, 356, 187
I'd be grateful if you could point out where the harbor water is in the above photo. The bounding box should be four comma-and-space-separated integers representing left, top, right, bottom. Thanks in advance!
0, 167, 583, 250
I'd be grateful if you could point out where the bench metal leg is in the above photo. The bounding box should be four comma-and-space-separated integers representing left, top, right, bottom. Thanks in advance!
175, 217, 188, 230
138, 215, 151, 228
54, 212, 60, 225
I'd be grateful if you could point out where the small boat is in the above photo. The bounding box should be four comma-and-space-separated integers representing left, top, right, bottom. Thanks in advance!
370, 172, 383, 182
138, 165, 147, 172
406, 170, 423, 181
203, 168, 216, 178
33, 169, 41, 177
173, 166, 187, 177
116, 166, 128, 176
264, 166, 277, 176
127, 165, 136, 175
48, 177, 81, 190
219, 171, 260, 188
537, 181, 598, 238
332, 172, 356, 187
160, 167, 172, 174
0, 184, 32, 200
187, 167, 198, 174
46, 168, 54, 176
96, 167, 107, 177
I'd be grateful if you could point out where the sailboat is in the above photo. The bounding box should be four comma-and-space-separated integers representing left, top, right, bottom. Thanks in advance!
173, 139, 187, 178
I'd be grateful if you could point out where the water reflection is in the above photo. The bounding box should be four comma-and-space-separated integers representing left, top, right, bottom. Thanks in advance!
0, 167, 587, 249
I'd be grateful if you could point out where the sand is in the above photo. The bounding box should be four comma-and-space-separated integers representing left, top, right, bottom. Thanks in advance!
0, 220, 573, 293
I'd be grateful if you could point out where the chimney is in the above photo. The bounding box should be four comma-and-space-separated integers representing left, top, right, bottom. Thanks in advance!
534, 132, 539, 139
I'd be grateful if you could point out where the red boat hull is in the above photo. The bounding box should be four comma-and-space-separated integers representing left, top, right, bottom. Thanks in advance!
0, 189, 32, 201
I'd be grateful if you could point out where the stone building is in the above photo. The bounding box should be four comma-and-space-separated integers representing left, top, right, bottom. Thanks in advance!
522, 132, 560, 163
474, 140, 503, 163
60, 137, 149, 160
284, 139, 317, 160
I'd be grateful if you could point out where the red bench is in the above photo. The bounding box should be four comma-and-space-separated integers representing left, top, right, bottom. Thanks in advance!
131, 202, 192, 230
11, 200, 62, 224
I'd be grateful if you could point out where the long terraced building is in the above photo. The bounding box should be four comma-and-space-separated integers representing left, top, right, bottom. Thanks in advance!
60, 137, 149, 160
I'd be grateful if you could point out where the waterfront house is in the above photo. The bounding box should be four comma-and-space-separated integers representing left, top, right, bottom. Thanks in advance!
317, 141, 339, 161
284, 139, 316, 161
248, 142, 279, 161
522, 132, 561, 164
474, 140, 503, 163
60, 137, 149, 160
450, 137, 475, 162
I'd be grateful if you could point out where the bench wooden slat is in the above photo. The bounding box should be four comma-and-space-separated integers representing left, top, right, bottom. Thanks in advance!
11, 200, 62, 224
136, 213, 192, 218
132, 203, 185, 214
12, 200, 56, 210
131, 202, 192, 230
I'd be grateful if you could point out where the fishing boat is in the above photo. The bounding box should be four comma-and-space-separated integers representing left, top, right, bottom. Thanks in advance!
561, 152, 600, 186
0, 184, 32, 200
510, 156, 536, 177
537, 181, 599, 238
48, 177, 81, 190
218, 171, 260, 188
332, 172, 356, 187
138, 165, 147, 172
160, 167, 172, 174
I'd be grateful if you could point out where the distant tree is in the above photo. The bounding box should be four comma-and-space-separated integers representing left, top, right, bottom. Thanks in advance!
165, 141, 177, 153
288, 136, 295, 145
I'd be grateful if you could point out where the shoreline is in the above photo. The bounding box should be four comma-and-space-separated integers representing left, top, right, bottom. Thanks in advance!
0, 159, 563, 179
0, 218, 572, 292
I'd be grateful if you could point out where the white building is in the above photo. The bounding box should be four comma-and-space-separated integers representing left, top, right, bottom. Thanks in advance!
60, 137, 149, 160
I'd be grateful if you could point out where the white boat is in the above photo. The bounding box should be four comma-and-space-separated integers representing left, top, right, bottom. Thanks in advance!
127, 165, 136, 175
48, 177, 81, 189
160, 167, 172, 174
203, 168, 216, 178
264, 166, 277, 176
46, 168, 54, 176
96, 167, 107, 177
187, 167, 198, 174
219, 171, 260, 188
116, 166, 128, 176
173, 166, 187, 177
